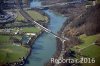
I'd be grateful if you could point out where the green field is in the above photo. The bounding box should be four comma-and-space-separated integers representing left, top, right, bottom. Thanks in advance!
22, 27, 41, 33
14, 35, 22, 40
0, 8, 47, 65
16, 10, 48, 23
0, 35, 29, 64
71, 34, 98, 51
0, 27, 41, 64
0, 35, 10, 43
71, 34, 100, 66
0, 44, 29, 64
26, 10, 48, 22
0, 35, 22, 44
16, 11, 25, 21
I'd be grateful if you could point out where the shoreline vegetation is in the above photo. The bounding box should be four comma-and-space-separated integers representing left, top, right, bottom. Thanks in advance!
0, 0, 100, 66
0, 7, 49, 66
44, 1, 87, 66
43, 1, 100, 66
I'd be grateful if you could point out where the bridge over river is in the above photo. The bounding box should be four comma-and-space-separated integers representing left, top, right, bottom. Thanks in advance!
14, 0, 73, 66
15, 0, 69, 41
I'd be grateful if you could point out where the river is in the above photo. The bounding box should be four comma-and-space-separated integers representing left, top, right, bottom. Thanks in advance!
25, 0, 67, 66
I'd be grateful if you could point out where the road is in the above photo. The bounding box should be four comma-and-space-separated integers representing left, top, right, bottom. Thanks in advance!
15, 1, 70, 66
15, 0, 69, 41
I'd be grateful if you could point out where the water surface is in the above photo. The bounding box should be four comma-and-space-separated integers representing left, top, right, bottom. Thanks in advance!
25, 0, 67, 66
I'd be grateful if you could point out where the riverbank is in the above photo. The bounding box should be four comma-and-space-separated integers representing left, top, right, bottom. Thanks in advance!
44, 2, 87, 66
44, 14, 69, 66
45, 2, 100, 66
18, 8, 50, 66
28, 8, 50, 27
67, 4, 100, 66
0, 6, 49, 66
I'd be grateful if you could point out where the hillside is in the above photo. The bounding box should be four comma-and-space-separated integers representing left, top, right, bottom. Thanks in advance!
63, 4, 100, 66
64, 4, 100, 36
